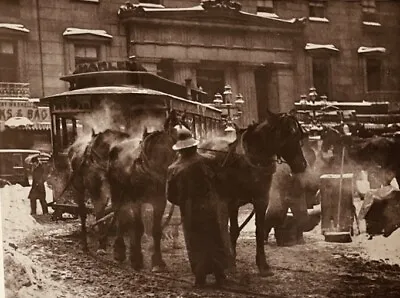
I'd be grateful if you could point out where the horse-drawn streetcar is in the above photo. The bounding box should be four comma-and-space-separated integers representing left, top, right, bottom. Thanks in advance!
42, 59, 225, 170
41, 59, 227, 223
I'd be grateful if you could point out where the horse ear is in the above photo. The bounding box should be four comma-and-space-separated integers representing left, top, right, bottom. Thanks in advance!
142, 127, 148, 139
265, 109, 277, 123
91, 128, 96, 137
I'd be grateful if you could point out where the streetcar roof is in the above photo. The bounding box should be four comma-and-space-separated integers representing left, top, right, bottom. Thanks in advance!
0, 149, 41, 154
42, 85, 222, 113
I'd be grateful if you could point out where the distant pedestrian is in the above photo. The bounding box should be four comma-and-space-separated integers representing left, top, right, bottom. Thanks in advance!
28, 157, 48, 215
166, 125, 233, 287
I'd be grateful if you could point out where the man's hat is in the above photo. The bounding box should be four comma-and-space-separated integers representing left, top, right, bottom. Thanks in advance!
172, 125, 199, 151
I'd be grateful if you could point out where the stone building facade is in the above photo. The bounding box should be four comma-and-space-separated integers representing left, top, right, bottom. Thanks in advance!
1, 0, 399, 126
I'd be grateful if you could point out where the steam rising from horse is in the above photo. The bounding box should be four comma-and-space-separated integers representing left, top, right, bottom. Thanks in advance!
68, 129, 130, 251
107, 114, 182, 271
199, 111, 307, 276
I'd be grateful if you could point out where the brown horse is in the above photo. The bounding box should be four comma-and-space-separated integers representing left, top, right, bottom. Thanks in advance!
199, 110, 307, 276
108, 115, 181, 271
68, 129, 130, 252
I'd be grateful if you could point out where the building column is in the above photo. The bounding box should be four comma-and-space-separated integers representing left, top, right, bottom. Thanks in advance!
275, 63, 296, 113
237, 64, 258, 126
172, 61, 198, 87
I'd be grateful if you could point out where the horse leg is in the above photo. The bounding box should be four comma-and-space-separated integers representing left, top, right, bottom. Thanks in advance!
229, 206, 239, 260
113, 209, 127, 263
151, 197, 167, 272
96, 180, 111, 253
130, 203, 144, 271
77, 193, 89, 252
254, 199, 273, 277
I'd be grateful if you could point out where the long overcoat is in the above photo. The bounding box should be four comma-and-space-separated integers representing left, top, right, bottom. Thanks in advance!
28, 163, 46, 200
166, 152, 233, 277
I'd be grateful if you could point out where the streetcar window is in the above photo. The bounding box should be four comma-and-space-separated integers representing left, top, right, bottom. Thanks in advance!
194, 115, 202, 140
12, 154, 23, 169
183, 113, 194, 133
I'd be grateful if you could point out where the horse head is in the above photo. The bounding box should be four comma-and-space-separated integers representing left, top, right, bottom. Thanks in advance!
244, 110, 307, 173
88, 129, 130, 162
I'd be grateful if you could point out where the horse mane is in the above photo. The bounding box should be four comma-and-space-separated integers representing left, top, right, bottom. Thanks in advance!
100, 128, 130, 139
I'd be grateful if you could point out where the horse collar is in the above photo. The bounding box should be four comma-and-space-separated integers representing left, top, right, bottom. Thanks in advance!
237, 130, 275, 172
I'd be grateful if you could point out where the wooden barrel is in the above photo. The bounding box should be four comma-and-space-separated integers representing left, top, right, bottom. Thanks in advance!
320, 173, 354, 234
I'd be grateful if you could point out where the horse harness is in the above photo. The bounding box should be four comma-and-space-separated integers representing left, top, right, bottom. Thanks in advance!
84, 138, 109, 172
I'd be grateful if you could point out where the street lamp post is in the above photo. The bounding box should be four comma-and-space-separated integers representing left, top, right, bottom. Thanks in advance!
211, 84, 245, 132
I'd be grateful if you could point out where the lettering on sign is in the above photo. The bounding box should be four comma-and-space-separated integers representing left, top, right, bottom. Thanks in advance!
53, 97, 91, 112
0, 101, 50, 122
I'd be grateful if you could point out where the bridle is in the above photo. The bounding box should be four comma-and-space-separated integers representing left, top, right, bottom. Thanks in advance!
201, 116, 304, 171
84, 135, 110, 171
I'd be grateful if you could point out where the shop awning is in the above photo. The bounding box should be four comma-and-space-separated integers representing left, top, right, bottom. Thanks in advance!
63, 28, 112, 39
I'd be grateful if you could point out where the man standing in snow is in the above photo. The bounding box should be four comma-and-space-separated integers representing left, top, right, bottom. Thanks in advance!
28, 157, 48, 215
166, 125, 233, 287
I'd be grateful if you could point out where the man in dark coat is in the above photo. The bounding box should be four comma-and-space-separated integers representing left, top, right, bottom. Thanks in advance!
28, 157, 48, 215
166, 125, 233, 287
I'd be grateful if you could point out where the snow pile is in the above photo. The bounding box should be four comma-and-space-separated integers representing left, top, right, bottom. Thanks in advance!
353, 229, 400, 265
0, 185, 42, 243
1, 184, 67, 298
3, 247, 46, 298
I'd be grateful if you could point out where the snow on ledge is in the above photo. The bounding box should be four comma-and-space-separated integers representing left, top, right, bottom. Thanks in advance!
305, 43, 339, 52
256, 12, 279, 18
63, 28, 112, 39
363, 21, 382, 27
0, 23, 29, 33
136, 2, 165, 9
308, 17, 330, 23
357, 46, 386, 54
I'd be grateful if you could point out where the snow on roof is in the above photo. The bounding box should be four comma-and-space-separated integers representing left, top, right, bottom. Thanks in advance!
129, 4, 203, 13
305, 43, 339, 52
0, 23, 29, 33
241, 11, 298, 23
357, 46, 386, 54
63, 28, 112, 39
122, 4, 299, 24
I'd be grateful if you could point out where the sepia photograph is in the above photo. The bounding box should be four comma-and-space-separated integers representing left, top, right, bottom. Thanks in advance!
1, 0, 400, 297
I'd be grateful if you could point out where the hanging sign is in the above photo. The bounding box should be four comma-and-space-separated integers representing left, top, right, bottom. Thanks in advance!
0, 100, 50, 122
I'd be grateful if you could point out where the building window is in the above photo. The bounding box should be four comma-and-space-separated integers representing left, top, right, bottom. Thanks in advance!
362, 0, 378, 22
366, 57, 381, 91
74, 45, 99, 67
312, 56, 330, 98
0, 40, 18, 82
0, 0, 20, 17
309, 1, 326, 18
196, 69, 225, 103
256, 0, 274, 13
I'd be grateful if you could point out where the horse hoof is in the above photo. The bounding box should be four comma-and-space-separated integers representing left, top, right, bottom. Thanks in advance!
151, 265, 166, 273
259, 269, 274, 277
96, 249, 107, 255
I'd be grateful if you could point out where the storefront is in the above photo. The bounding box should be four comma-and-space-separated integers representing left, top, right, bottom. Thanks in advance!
0, 99, 51, 151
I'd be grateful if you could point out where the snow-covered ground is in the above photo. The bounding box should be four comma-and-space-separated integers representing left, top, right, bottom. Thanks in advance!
1, 183, 400, 297
0, 184, 69, 298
